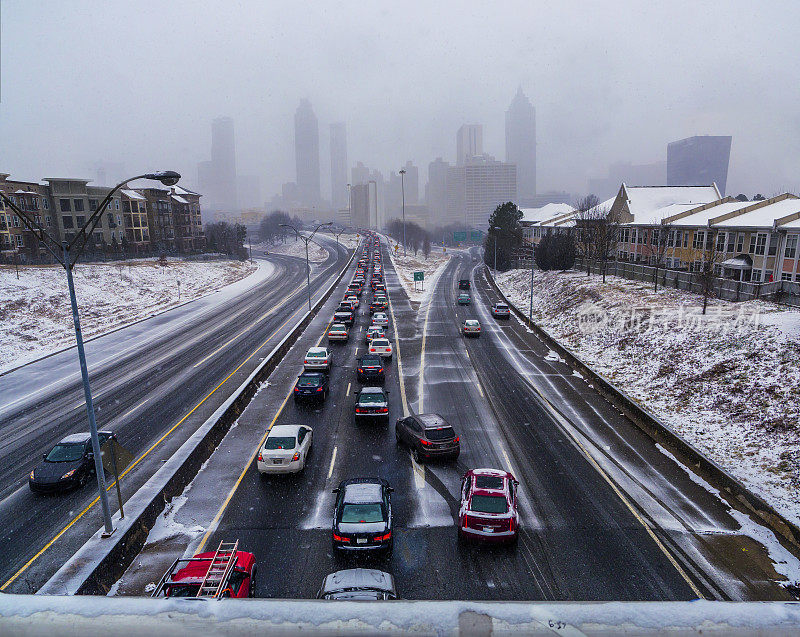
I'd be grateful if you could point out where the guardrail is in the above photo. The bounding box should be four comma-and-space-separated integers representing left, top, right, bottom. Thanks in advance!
483, 265, 800, 557
39, 246, 357, 596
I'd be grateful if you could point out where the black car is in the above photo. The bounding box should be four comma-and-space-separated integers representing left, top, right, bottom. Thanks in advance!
334, 310, 355, 327
395, 413, 460, 461
293, 371, 330, 402
332, 478, 394, 555
357, 355, 385, 384
29, 431, 115, 493
354, 386, 389, 422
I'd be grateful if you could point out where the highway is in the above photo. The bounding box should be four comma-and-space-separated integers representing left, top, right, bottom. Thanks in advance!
160, 237, 792, 601
0, 236, 351, 593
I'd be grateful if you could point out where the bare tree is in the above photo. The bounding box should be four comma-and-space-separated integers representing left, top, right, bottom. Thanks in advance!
575, 195, 600, 276
689, 229, 725, 314
593, 207, 619, 283
643, 217, 674, 291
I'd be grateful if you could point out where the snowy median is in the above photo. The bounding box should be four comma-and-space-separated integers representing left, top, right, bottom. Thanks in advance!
253, 236, 329, 263
495, 268, 800, 525
0, 258, 259, 373
386, 243, 452, 304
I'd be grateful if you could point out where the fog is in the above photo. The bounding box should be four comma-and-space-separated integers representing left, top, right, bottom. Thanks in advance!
1, 0, 799, 200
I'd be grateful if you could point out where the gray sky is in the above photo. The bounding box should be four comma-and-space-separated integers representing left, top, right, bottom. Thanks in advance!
2, 0, 799, 200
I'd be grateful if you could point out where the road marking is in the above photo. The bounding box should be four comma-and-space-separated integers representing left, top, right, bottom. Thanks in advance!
354, 347, 358, 356
121, 397, 150, 421
346, 382, 351, 396
411, 451, 426, 489
500, 445, 513, 471
327, 446, 338, 480
416, 286, 436, 414
385, 269, 410, 417
0, 298, 311, 592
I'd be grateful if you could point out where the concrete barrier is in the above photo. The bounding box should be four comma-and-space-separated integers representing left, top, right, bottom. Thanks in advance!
39, 248, 357, 596
483, 265, 800, 556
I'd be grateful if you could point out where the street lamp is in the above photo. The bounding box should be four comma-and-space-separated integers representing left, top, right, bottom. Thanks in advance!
0, 170, 180, 537
399, 168, 406, 257
280, 221, 332, 310
347, 183, 351, 228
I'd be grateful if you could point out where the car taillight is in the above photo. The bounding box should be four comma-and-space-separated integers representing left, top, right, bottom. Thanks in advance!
294, 387, 299, 391
476, 327, 480, 331
333, 533, 349, 542
358, 368, 364, 373
378, 368, 383, 373
316, 387, 324, 392
292, 452, 300, 462
509, 517, 516, 532
373, 532, 392, 541
355, 407, 362, 413
258, 452, 263, 462
370, 348, 376, 352
379, 407, 388, 413
454, 436, 460, 443
420, 439, 431, 446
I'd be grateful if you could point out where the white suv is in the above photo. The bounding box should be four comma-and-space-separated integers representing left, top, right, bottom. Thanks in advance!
304, 346, 332, 371
369, 338, 393, 360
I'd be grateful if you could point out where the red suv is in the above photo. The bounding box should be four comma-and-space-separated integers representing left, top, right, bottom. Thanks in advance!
458, 468, 519, 544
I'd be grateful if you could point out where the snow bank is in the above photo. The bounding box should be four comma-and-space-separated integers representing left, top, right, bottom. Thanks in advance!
253, 236, 328, 263
0, 258, 257, 373
386, 242, 451, 304
495, 268, 800, 525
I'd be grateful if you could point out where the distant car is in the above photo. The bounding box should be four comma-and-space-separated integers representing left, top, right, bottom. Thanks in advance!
152, 546, 256, 598
347, 283, 363, 297
332, 478, 394, 554
458, 279, 470, 290
369, 300, 385, 315
357, 355, 385, 384
373, 284, 387, 295
395, 413, 460, 461
354, 386, 390, 422
371, 312, 389, 328
337, 302, 354, 314
328, 323, 349, 343
368, 338, 393, 360
461, 319, 481, 337
458, 468, 519, 544
317, 569, 397, 600
491, 302, 510, 319
293, 372, 329, 401
457, 293, 471, 305
29, 431, 115, 493
257, 424, 313, 474
333, 310, 354, 327
345, 294, 360, 309
304, 346, 332, 371
365, 325, 385, 344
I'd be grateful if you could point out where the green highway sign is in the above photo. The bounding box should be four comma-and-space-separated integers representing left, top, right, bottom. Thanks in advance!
470, 230, 482, 241
413, 271, 424, 282
454, 231, 467, 241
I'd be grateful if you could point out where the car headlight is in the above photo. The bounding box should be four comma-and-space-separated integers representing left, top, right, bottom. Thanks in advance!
61, 468, 77, 480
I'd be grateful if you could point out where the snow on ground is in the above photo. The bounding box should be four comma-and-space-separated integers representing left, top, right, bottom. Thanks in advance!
252, 236, 328, 262
495, 268, 800, 525
317, 231, 361, 250
386, 242, 452, 304
0, 258, 257, 373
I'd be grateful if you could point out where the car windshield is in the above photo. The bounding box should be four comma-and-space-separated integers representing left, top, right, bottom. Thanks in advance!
265, 436, 296, 450
496, 304, 508, 310
331, 324, 346, 331
372, 340, 389, 347
340, 503, 384, 523
359, 392, 385, 404
167, 584, 201, 597
426, 427, 456, 441
361, 357, 381, 366
45, 442, 85, 462
471, 494, 508, 514
298, 376, 321, 387
307, 351, 326, 357
475, 475, 504, 490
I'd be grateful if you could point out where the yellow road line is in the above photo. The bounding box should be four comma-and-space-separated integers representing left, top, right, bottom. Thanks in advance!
327, 446, 338, 480
1, 300, 308, 591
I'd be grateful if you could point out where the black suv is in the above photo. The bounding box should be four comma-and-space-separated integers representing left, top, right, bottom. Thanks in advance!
354, 386, 389, 422
332, 478, 394, 555
293, 371, 330, 402
356, 355, 385, 384
29, 431, 115, 493
334, 310, 355, 327
395, 413, 460, 461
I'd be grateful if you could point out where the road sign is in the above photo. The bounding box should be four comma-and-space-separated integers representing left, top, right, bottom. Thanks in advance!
470, 230, 482, 242
413, 271, 424, 282
454, 231, 467, 242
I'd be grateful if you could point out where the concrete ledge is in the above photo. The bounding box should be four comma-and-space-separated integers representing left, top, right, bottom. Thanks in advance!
483, 265, 800, 556
38, 248, 356, 596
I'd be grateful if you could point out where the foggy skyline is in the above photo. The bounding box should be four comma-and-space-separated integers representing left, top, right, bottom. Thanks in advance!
2, 0, 799, 204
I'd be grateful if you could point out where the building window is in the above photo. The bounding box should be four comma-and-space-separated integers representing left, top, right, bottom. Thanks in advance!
13, 216, 20, 227
692, 231, 705, 249
736, 233, 744, 252
683, 232, 690, 248
76, 215, 86, 227
752, 269, 761, 282
782, 273, 793, 281
716, 232, 726, 252
16, 235, 24, 247
114, 199, 120, 210
42, 198, 49, 210
89, 199, 98, 211
46, 216, 52, 227
74, 199, 84, 212
785, 235, 798, 259
754, 233, 767, 256
59, 198, 71, 212
768, 233, 779, 257
62, 216, 74, 229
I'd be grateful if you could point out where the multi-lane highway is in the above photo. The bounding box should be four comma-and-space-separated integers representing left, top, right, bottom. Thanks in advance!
162, 236, 793, 601
0, 236, 351, 593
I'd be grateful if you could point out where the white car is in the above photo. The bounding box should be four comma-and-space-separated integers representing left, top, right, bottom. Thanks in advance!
368, 338, 393, 359
371, 312, 389, 327
257, 424, 312, 474
345, 294, 360, 309
304, 346, 332, 371
461, 319, 481, 337
328, 323, 349, 342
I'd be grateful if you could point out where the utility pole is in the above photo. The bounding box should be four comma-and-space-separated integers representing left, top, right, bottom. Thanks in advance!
400, 168, 406, 257
280, 221, 332, 310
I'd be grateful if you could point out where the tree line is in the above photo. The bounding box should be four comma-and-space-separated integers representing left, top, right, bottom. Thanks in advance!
386, 218, 432, 257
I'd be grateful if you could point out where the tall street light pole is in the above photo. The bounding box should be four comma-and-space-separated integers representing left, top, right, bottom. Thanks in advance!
280, 221, 332, 311
0, 170, 180, 537
347, 183, 352, 229
399, 168, 406, 257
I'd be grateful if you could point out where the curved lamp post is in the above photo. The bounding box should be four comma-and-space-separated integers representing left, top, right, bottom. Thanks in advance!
280, 221, 332, 311
0, 170, 180, 536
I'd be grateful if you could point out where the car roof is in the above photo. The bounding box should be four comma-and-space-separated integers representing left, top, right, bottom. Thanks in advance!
307, 346, 328, 354
360, 386, 385, 393
465, 319, 479, 325
269, 424, 306, 436
360, 354, 381, 362
57, 433, 93, 444
371, 338, 390, 344
331, 323, 347, 329
417, 413, 450, 428
322, 568, 395, 594
299, 371, 325, 378
341, 480, 384, 503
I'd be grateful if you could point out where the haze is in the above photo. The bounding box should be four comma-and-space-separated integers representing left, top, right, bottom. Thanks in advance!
2, 0, 799, 199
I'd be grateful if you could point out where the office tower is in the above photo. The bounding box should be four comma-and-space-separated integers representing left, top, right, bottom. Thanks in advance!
330, 122, 348, 209
425, 157, 450, 227
505, 87, 537, 204
456, 124, 483, 166
401, 160, 419, 205
198, 116, 238, 212
667, 135, 732, 195
446, 156, 516, 230
295, 99, 321, 205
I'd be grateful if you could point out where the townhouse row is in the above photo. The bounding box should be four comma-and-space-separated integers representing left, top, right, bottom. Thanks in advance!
522, 184, 800, 283
0, 173, 205, 262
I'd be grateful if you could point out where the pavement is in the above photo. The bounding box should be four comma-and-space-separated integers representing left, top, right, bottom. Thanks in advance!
0, 236, 351, 593
109, 239, 795, 601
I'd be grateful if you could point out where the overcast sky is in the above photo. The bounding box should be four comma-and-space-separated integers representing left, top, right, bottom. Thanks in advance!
2, 0, 799, 201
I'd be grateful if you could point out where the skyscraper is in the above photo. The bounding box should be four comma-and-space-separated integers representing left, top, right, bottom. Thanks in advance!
401, 160, 419, 205
425, 157, 450, 226
456, 124, 483, 165
198, 116, 238, 212
667, 135, 732, 195
330, 122, 348, 209
446, 156, 517, 230
505, 87, 536, 204
294, 99, 321, 206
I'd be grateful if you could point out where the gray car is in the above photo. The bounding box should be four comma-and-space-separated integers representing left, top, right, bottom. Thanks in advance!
317, 568, 397, 600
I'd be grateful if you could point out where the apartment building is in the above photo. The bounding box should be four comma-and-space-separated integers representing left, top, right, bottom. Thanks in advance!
0, 174, 55, 261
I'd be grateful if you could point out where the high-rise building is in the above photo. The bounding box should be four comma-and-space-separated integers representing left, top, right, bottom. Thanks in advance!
425, 157, 450, 227
456, 124, 483, 166
505, 87, 536, 204
667, 135, 732, 195
294, 99, 321, 206
330, 122, 348, 209
401, 161, 419, 205
351, 161, 370, 185
198, 116, 237, 213
446, 156, 517, 230
350, 183, 373, 229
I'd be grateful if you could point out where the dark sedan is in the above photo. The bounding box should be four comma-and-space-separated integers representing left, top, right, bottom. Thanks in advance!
395, 413, 460, 461
354, 386, 390, 422
334, 310, 355, 327
332, 478, 394, 555
29, 431, 115, 493
293, 371, 330, 402
356, 355, 385, 384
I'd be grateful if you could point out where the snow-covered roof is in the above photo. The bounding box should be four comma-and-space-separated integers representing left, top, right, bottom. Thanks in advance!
620, 184, 721, 223
120, 189, 146, 201
662, 200, 751, 227
714, 198, 800, 228
14, 189, 39, 195
170, 194, 189, 204
629, 203, 704, 226
519, 203, 575, 224
172, 185, 200, 196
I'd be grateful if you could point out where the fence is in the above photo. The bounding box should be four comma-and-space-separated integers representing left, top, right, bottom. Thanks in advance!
572, 258, 800, 307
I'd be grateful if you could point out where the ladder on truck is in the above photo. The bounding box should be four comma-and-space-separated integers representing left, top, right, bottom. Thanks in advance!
196, 540, 239, 598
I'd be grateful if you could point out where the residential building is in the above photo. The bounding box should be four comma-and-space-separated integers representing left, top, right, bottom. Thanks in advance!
667, 135, 732, 196
351, 161, 370, 185
140, 186, 176, 252
456, 124, 483, 166
330, 123, 348, 209
0, 174, 55, 261
505, 87, 536, 204
121, 189, 150, 252
295, 99, 321, 206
